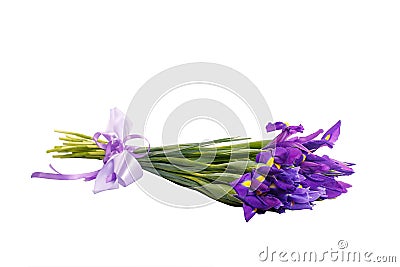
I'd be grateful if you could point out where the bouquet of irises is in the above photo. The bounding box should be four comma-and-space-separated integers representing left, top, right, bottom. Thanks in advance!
32, 108, 354, 221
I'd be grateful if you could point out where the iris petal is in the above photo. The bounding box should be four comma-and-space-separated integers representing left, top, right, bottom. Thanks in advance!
321, 120, 341, 144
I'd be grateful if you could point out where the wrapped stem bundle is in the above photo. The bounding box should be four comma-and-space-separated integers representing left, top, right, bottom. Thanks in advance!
32, 108, 355, 221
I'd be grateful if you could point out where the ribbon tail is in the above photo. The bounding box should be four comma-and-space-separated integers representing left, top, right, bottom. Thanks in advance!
114, 150, 143, 187
93, 159, 119, 194
31, 166, 99, 181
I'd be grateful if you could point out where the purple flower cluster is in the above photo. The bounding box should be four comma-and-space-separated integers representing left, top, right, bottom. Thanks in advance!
231, 121, 354, 221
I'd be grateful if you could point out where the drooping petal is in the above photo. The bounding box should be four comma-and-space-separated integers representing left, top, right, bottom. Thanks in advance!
323, 181, 346, 198
255, 150, 274, 165
238, 195, 265, 210
243, 203, 257, 222
275, 167, 300, 183
273, 179, 296, 192
231, 172, 252, 198
306, 173, 332, 182
287, 193, 310, 204
256, 165, 272, 177
321, 120, 341, 144
338, 181, 352, 192
308, 190, 321, 202
288, 202, 312, 210
250, 173, 270, 192
240, 194, 281, 211
272, 147, 287, 164
302, 140, 333, 151
300, 161, 330, 174
285, 147, 303, 165
258, 195, 282, 209
303, 175, 350, 199
321, 155, 355, 175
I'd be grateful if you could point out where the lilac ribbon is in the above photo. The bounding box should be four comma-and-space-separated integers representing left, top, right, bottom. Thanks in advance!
31, 108, 150, 194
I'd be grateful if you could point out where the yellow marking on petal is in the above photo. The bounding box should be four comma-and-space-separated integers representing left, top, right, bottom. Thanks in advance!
266, 157, 274, 167
256, 175, 265, 183
241, 180, 251, 188
284, 122, 290, 126
275, 163, 281, 169
298, 184, 303, 188
302, 154, 306, 162
325, 134, 331, 141
269, 183, 277, 189
253, 208, 258, 213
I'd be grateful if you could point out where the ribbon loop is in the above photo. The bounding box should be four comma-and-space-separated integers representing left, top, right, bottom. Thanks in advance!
123, 134, 151, 159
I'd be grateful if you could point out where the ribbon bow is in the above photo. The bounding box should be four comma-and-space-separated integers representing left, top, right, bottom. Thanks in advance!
31, 108, 149, 194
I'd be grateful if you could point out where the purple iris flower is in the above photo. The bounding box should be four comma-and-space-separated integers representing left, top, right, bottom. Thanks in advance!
231, 120, 354, 221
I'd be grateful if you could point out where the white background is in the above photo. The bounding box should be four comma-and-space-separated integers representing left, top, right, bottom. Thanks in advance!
1, 1, 399, 267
